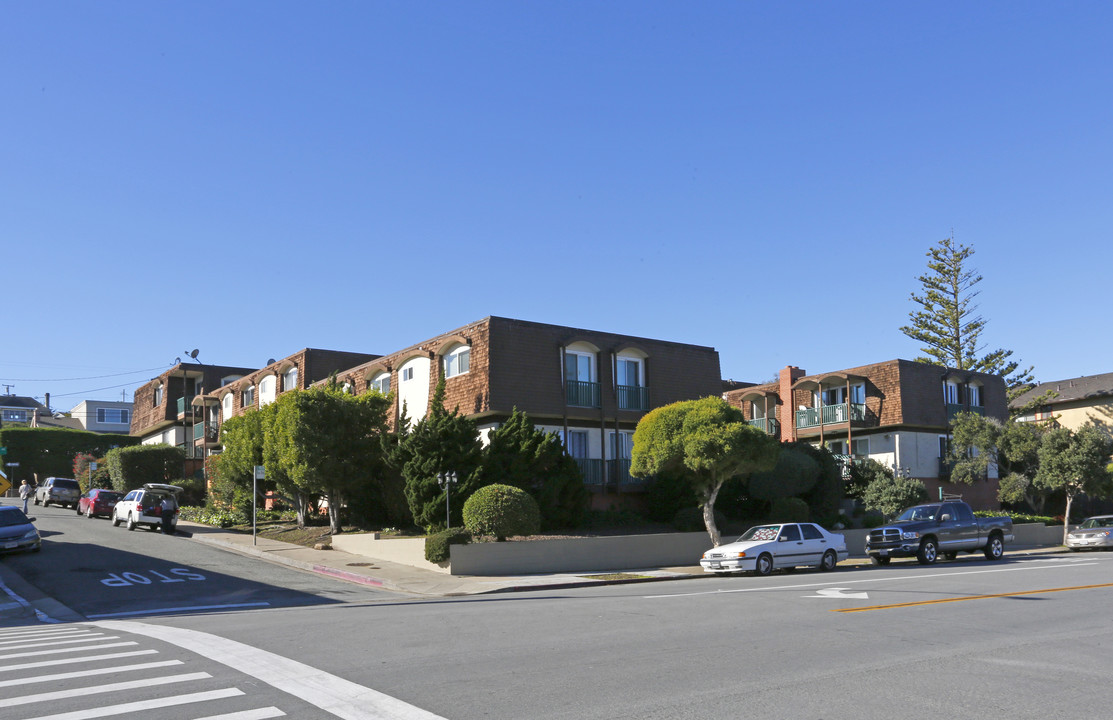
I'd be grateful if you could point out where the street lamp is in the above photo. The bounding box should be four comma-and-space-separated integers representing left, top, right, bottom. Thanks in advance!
437, 471, 458, 529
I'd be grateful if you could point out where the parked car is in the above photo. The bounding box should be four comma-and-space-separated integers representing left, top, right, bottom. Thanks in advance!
77, 488, 124, 519
0, 506, 41, 554
34, 477, 81, 509
700, 522, 849, 576
111, 484, 182, 533
1066, 515, 1113, 551
865, 500, 1013, 565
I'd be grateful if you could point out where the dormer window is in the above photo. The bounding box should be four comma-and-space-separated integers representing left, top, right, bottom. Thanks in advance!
242, 384, 256, 408
283, 366, 298, 392
370, 372, 390, 395
443, 345, 471, 378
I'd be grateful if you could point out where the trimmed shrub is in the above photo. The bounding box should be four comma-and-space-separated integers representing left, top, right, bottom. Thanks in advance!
462, 484, 540, 541
671, 506, 726, 533
770, 497, 809, 523
425, 527, 472, 563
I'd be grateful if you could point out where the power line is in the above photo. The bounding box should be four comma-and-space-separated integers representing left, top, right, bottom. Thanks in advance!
46, 381, 146, 399
0, 365, 169, 382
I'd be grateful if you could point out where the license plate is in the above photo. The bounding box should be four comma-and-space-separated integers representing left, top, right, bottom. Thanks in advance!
710, 562, 722, 569
4, 542, 18, 549
878, 550, 888, 556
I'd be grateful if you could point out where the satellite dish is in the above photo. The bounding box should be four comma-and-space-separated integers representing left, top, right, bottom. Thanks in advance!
188, 349, 199, 359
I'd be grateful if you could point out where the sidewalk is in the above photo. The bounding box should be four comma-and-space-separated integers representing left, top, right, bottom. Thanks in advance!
178, 521, 1069, 598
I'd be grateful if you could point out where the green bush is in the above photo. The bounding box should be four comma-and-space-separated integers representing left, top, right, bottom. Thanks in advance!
770, 497, 809, 523
975, 510, 1058, 525
462, 484, 540, 541
671, 506, 726, 532
178, 506, 240, 528
863, 511, 885, 528
425, 527, 472, 563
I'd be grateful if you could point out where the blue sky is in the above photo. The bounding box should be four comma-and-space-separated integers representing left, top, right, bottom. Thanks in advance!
3, 2, 1111, 409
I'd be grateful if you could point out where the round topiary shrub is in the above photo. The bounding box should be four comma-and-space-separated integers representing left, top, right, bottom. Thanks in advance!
462, 484, 541, 541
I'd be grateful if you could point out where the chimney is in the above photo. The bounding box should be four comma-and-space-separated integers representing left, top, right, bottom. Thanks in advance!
44, 393, 50, 413
778, 366, 806, 442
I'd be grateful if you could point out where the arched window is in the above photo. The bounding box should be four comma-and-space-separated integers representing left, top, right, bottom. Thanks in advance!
221, 392, 234, 420
443, 344, 471, 378
370, 372, 390, 395
242, 384, 256, 409
283, 366, 298, 392
153, 383, 164, 407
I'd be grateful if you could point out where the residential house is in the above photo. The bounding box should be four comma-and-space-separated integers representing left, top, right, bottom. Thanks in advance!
0, 396, 49, 426
723, 360, 1009, 509
65, 400, 135, 434
320, 316, 724, 507
1011, 371, 1113, 440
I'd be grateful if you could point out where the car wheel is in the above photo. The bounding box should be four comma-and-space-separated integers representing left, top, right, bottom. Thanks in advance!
917, 538, 939, 565
42, 499, 50, 508
76, 504, 83, 516
33, 497, 40, 506
755, 553, 774, 576
111, 510, 121, 527
126, 513, 137, 531
820, 550, 838, 572
871, 555, 891, 566
86, 506, 94, 519
983, 534, 1004, 561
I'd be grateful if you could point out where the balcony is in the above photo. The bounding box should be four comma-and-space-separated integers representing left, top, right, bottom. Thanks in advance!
574, 458, 647, 487
748, 417, 779, 435
617, 384, 650, 411
946, 404, 986, 422
575, 458, 604, 485
176, 397, 198, 419
193, 422, 219, 443
566, 380, 601, 408
795, 403, 866, 429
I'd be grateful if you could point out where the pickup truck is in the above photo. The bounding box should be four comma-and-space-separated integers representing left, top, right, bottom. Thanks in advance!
865, 500, 1013, 565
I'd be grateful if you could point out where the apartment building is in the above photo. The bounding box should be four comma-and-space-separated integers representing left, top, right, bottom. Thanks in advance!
319, 316, 724, 500
724, 360, 1009, 509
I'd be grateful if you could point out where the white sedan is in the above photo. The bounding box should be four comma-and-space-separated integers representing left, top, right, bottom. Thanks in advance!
700, 522, 849, 575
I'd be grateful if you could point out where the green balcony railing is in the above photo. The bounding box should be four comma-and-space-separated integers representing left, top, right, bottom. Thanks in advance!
566, 380, 601, 408
609, 459, 646, 485
748, 417, 780, 435
575, 458, 604, 485
617, 384, 650, 411
795, 403, 866, 429
947, 403, 986, 422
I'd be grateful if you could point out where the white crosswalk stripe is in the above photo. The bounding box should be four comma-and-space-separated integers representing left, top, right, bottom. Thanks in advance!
0, 625, 316, 720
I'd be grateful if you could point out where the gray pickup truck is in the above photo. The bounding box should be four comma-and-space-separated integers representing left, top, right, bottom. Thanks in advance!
865, 500, 1013, 565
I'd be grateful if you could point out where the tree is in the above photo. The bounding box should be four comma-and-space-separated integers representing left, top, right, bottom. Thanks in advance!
746, 442, 844, 523
631, 396, 780, 546
900, 236, 1035, 396
858, 460, 928, 518
949, 411, 1047, 511
396, 379, 483, 532
267, 386, 392, 533
476, 408, 588, 530
104, 444, 185, 492
1033, 425, 1113, 544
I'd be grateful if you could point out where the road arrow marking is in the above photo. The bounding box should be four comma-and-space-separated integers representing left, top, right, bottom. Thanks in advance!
805, 587, 869, 599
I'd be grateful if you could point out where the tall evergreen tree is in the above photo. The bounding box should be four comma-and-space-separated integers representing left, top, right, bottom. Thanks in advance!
900, 236, 1035, 396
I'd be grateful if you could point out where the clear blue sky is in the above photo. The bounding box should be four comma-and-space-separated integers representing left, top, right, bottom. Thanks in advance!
4, 2, 1111, 410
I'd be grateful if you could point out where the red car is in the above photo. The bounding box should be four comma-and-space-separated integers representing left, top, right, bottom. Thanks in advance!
76, 489, 124, 519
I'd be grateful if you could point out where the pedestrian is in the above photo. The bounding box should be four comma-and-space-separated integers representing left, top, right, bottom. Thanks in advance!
160, 494, 177, 534
18, 480, 31, 513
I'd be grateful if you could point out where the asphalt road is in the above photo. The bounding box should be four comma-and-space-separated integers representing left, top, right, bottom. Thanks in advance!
2, 503, 1111, 719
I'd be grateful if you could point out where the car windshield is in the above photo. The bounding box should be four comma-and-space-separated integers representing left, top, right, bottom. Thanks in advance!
896, 505, 941, 522
53, 479, 80, 489
97, 491, 123, 501
0, 508, 30, 527
737, 525, 781, 542
1080, 517, 1113, 529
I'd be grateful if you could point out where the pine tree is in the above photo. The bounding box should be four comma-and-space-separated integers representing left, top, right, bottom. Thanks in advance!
900, 235, 1035, 395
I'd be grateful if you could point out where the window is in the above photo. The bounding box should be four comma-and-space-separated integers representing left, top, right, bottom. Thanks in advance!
943, 380, 961, 404
850, 383, 865, 405
153, 384, 163, 407
939, 435, 951, 458
565, 430, 589, 459
221, 393, 233, 419
617, 357, 642, 387
851, 437, 869, 457
821, 386, 846, 405
2, 409, 28, 422
96, 408, 131, 424
283, 367, 298, 392
610, 431, 634, 460
564, 351, 594, 383
778, 525, 802, 542
800, 524, 824, 541
242, 385, 256, 408
828, 440, 848, 455
402, 367, 414, 382
370, 372, 390, 395
443, 345, 471, 378
259, 376, 276, 406
968, 384, 982, 407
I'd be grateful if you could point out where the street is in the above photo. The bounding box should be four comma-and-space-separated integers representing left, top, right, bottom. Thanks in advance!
1, 505, 1110, 719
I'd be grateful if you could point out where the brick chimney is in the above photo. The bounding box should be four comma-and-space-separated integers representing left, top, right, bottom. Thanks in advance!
778, 366, 806, 442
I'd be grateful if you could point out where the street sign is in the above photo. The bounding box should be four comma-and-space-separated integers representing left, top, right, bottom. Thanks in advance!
0, 446, 7, 455
6, 462, 19, 467
254, 465, 265, 480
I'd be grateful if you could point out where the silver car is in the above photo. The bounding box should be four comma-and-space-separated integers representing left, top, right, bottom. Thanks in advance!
1066, 515, 1113, 551
34, 477, 81, 509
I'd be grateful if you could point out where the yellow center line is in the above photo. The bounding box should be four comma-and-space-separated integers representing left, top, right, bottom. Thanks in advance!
832, 582, 1113, 613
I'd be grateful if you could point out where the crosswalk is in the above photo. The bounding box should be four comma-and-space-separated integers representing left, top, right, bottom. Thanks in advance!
0, 624, 289, 720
